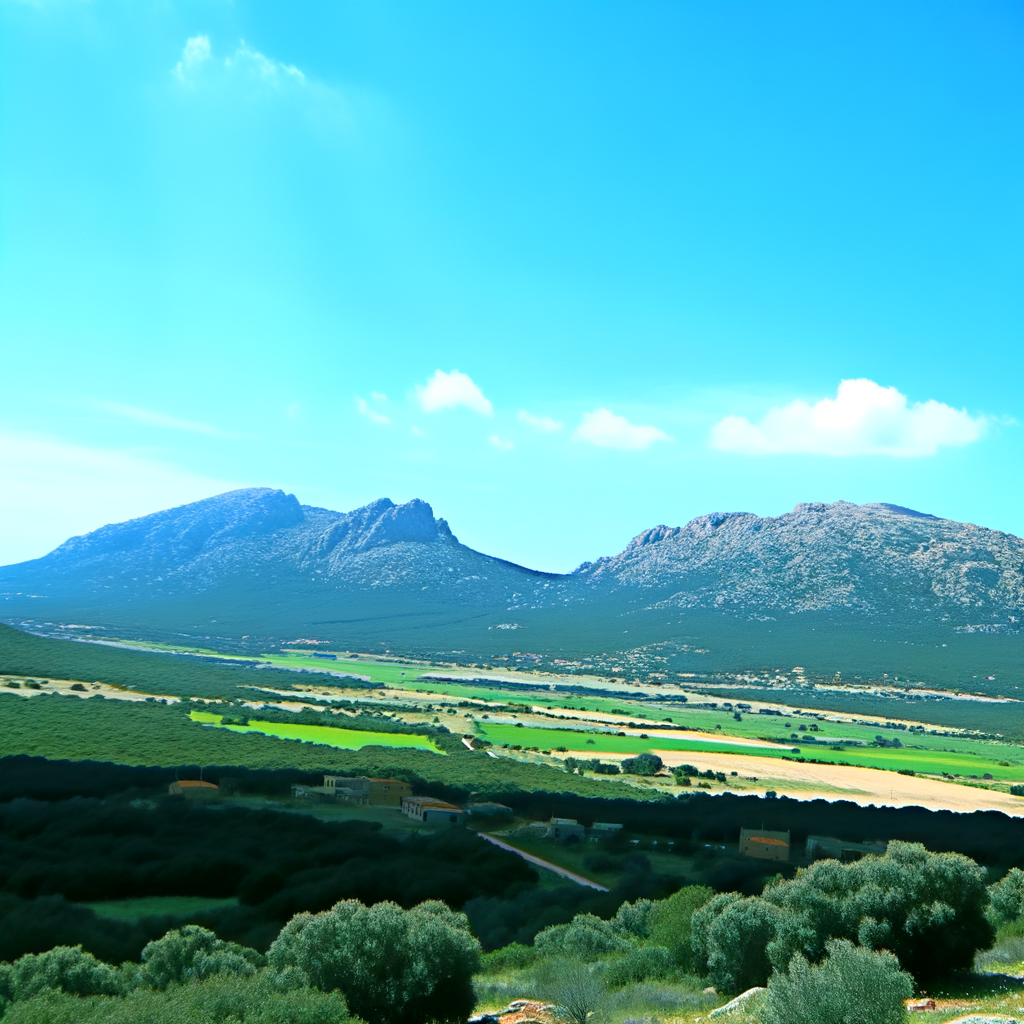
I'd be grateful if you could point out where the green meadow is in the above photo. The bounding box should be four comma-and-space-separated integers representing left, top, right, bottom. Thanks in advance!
85, 896, 239, 921
190, 711, 444, 754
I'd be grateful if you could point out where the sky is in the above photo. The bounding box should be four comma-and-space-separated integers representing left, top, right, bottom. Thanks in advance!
1, 1, 1021, 573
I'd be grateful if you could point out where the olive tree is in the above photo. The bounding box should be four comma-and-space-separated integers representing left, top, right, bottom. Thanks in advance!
0, 946, 120, 1003
139, 925, 265, 990
988, 868, 1024, 926
648, 885, 714, 970
760, 939, 913, 1024
268, 899, 479, 1024
535, 913, 632, 960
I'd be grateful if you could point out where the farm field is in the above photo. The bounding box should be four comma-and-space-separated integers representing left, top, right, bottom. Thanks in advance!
85, 896, 238, 921
189, 710, 444, 753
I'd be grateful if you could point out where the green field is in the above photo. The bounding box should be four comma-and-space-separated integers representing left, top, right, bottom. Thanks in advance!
84, 896, 238, 921
479, 722, 1024, 781
191, 710, 444, 753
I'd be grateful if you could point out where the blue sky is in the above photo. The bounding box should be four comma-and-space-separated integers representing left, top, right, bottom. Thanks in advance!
1, 1, 1021, 572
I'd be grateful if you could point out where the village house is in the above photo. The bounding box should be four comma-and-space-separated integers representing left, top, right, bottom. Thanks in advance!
168, 780, 220, 800
739, 827, 791, 862
400, 795, 466, 824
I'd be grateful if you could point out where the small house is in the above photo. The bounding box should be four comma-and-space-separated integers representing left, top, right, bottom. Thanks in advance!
739, 827, 790, 862
806, 836, 887, 862
169, 780, 219, 800
401, 795, 465, 825
324, 776, 412, 807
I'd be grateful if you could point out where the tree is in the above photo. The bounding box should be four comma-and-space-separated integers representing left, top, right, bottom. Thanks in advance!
989, 868, 1024, 926
535, 913, 632, 960
604, 945, 674, 988
699, 897, 793, 993
620, 753, 663, 776
611, 898, 656, 939
1, 946, 120, 1002
764, 841, 994, 982
268, 899, 480, 1024
648, 885, 714, 970
759, 939, 914, 1024
139, 925, 265, 990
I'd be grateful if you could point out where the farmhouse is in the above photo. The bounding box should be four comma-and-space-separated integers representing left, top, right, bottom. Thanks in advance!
168, 780, 219, 800
401, 795, 465, 824
739, 827, 790, 862
324, 776, 412, 806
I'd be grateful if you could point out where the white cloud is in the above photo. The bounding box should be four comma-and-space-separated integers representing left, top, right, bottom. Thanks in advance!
173, 35, 211, 81
355, 397, 390, 425
226, 40, 306, 86
100, 402, 232, 437
489, 434, 515, 451
709, 378, 986, 457
0, 433, 235, 566
574, 408, 671, 451
415, 370, 493, 416
518, 410, 563, 433
371, 391, 388, 402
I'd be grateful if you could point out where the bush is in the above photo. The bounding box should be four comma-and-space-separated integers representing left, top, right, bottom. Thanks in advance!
268, 898, 479, 1024
695, 896, 790, 993
0, 973, 350, 1024
611, 898, 656, 939
604, 945, 674, 988
760, 939, 914, 1024
1, 946, 121, 1002
535, 914, 632, 961
648, 885, 714, 971
533, 958, 605, 1024
988, 867, 1024, 926
620, 754, 663, 776
139, 925, 265, 989
479, 943, 537, 973
1011, 785, 1024, 797
764, 840, 994, 982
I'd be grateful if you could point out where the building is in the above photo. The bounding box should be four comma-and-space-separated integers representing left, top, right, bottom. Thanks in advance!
548, 817, 585, 840
168, 780, 219, 800
739, 827, 790, 862
401, 795, 466, 825
323, 776, 412, 806
806, 836, 887, 862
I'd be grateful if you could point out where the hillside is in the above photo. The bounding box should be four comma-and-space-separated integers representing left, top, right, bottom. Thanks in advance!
1, 489, 1021, 688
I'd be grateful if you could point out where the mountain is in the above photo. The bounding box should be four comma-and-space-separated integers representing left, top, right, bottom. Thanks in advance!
1, 489, 1021, 689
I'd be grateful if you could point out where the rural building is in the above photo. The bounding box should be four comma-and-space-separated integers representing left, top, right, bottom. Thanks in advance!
590, 822, 623, 833
401, 795, 466, 824
548, 817, 585, 840
324, 776, 412, 806
806, 836, 887, 862
168, 780, 219, 800
739, 827, 790, 862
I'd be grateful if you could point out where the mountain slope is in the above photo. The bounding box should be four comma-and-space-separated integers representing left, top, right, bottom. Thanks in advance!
1, 489, 1020, 687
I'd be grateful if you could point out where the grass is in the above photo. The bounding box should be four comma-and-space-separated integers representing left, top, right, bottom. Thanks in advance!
83, 896, 239, 921
190, 710, 444, 753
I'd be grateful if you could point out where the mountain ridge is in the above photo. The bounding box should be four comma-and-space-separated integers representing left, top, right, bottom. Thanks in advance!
2, 488, 1021, 687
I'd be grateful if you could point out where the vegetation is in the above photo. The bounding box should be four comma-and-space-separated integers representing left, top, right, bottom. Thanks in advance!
268, 900, 479, 1024
759, 939, 914, 1024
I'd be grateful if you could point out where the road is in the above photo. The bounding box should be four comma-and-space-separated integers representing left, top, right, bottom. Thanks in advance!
478, 833, 609, 891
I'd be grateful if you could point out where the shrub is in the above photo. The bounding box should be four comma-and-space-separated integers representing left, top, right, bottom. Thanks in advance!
533, 958, 605, 1024
268, 898, 479, 1024
0, 973, 350, 1024
604, 945, 674, 988
2, 946, 121, 1002
760, 939, 914, 1024
535, 913, 632, 960
764, 841, 994, 982
612, 898, 656, 939
139, 925, 265, 989
696, 896, 791, 993
620, 753, 663, 776
1011, 784, 1024, 797
648, 885, 714, 971
988, 868, 1024, 926
479, 942, 537, 973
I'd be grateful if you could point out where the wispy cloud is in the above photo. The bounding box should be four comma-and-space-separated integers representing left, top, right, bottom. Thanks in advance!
226, 40, 306, 87
0, 432, 235, 566
355, 397, 390, 425
518, 410, 563, 433
574, 408, 671, 451
415, 370, 493, 416
100, 402, 233, 437
709, 379, 986, 457
489, 434, 515, 451
173, 35, 212, 82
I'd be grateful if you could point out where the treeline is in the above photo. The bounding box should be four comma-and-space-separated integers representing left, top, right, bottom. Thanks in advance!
0, 624, 361, 702
0, 696, 639, 799
0, 792, 536, 962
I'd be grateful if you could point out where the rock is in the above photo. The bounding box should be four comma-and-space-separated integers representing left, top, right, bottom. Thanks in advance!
708, 986, 766, 1017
